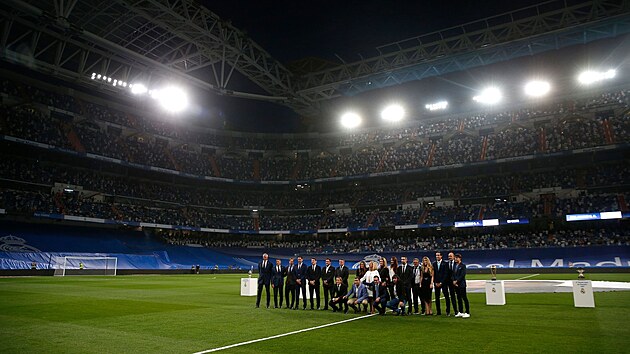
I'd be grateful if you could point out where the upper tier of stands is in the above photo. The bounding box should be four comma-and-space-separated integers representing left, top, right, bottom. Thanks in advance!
1, 77, 629, 182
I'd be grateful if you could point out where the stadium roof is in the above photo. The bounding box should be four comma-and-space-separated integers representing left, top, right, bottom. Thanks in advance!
1, 0, 629, 121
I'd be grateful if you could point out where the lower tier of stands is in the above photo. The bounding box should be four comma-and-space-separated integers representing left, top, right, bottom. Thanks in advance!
0, 221, 627, 270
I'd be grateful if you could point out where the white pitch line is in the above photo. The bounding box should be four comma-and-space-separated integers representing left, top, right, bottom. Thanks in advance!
193, 313, 376, 353
516, 273, 540, 280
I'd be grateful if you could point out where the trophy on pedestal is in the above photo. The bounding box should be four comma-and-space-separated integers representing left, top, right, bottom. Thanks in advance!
576, 267, 585, 279
490, 265, 497, 281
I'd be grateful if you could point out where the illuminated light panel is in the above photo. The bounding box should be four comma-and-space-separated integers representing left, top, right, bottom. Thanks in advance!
473, 87, 502, 104
340, 112, 362, 129
578, 69, 616, 85
131, 83, 148, 95
381, 104, 405, 122
524, 80, 551, 97
153, 86, 188, 112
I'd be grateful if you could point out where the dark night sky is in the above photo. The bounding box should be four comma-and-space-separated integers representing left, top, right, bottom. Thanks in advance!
192, 0, 628, 133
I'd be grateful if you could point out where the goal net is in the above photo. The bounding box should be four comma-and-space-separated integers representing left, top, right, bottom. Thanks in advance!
53, 256, 118, 276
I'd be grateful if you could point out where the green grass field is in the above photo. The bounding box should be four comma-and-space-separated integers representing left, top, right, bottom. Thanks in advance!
1, 273, 630, 353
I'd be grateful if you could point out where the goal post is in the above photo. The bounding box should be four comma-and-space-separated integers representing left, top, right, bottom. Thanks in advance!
53, 256, 118, 276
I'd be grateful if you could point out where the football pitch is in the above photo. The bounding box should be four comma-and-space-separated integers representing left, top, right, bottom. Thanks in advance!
1, 273, 630, 353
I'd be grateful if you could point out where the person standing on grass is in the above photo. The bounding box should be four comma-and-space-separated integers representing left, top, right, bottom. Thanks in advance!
271, 259, 286, 309
306, 257, 322, 310
445, 252, 458, 316
360, 261, 380, 314
356, 261, 367, 279
293, 256, 308, 310
256, 253, 273, 309
432, 251, 450, 316
378, 257, 390, 284
397, 256, 413, 315
389, 257, 399, 285
420, 256, 434, 315
284, 257, 296, 309
411, 257, 422, 314
453, 253, 470, 318
321, 258, 335, 311
335, 259, 349, 288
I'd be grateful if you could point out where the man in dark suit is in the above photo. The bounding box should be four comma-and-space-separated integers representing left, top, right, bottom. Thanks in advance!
329, 276, 348, 313
256, 253, 273, 308
293, 256, 308, 310
453, 253, 470, 318
321, 258, 335, 311
284, 257, 296, 309
445, 252, 458, 316
271, 259, 286, 309
397, 256, 413, 314
386, 275, 408, 315
432, 251, 450, 316
306, 257, 322, 310
372, 276, 390, 315
335, 259, 349, 288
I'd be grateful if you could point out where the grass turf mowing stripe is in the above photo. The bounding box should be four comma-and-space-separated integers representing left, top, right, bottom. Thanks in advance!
192, 313, 376, 353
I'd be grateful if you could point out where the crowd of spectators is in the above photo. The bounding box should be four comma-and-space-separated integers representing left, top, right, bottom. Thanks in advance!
2, 78, 629, 181
1, 187, 625, 231
159, 227, 630, 253
0, 155, 627, 212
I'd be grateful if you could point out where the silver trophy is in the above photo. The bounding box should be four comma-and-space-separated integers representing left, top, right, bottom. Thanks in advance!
248, 265, 253, 278
576, 267, 585, 279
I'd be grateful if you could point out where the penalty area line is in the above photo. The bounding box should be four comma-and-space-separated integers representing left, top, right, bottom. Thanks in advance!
192, 313, 376, 353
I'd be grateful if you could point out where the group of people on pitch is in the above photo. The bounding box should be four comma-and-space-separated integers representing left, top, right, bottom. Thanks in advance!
255, 251, 471, 318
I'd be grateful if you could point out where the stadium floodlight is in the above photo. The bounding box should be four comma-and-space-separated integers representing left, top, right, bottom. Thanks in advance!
154, 86, 188, 112
473, 87, 502, 104
381, 104, 405, 122
578, 69, 616, 85
131, 83, 148, 95
524, 80, 551, 97
340, 112, 362, 129
96, 74, 101, 79
107, 77, 112, 83
425, 101, 448, 111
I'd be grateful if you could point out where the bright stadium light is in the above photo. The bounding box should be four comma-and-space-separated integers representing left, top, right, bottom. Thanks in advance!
340, 112, 362, 129
578, 69, 617, 85
473, 87, 502, 104
425, 101, 448, 111
131, 83, 148, 95
524, 80, 551, 97
381, 104, 405, 122
153, 86, 188, 112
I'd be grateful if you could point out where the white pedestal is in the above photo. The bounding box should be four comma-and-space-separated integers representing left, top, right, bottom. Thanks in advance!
298, 282, 318, 299
572, 280, 595, 308
240, 277, 258, 296
485, 280, 506, 305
